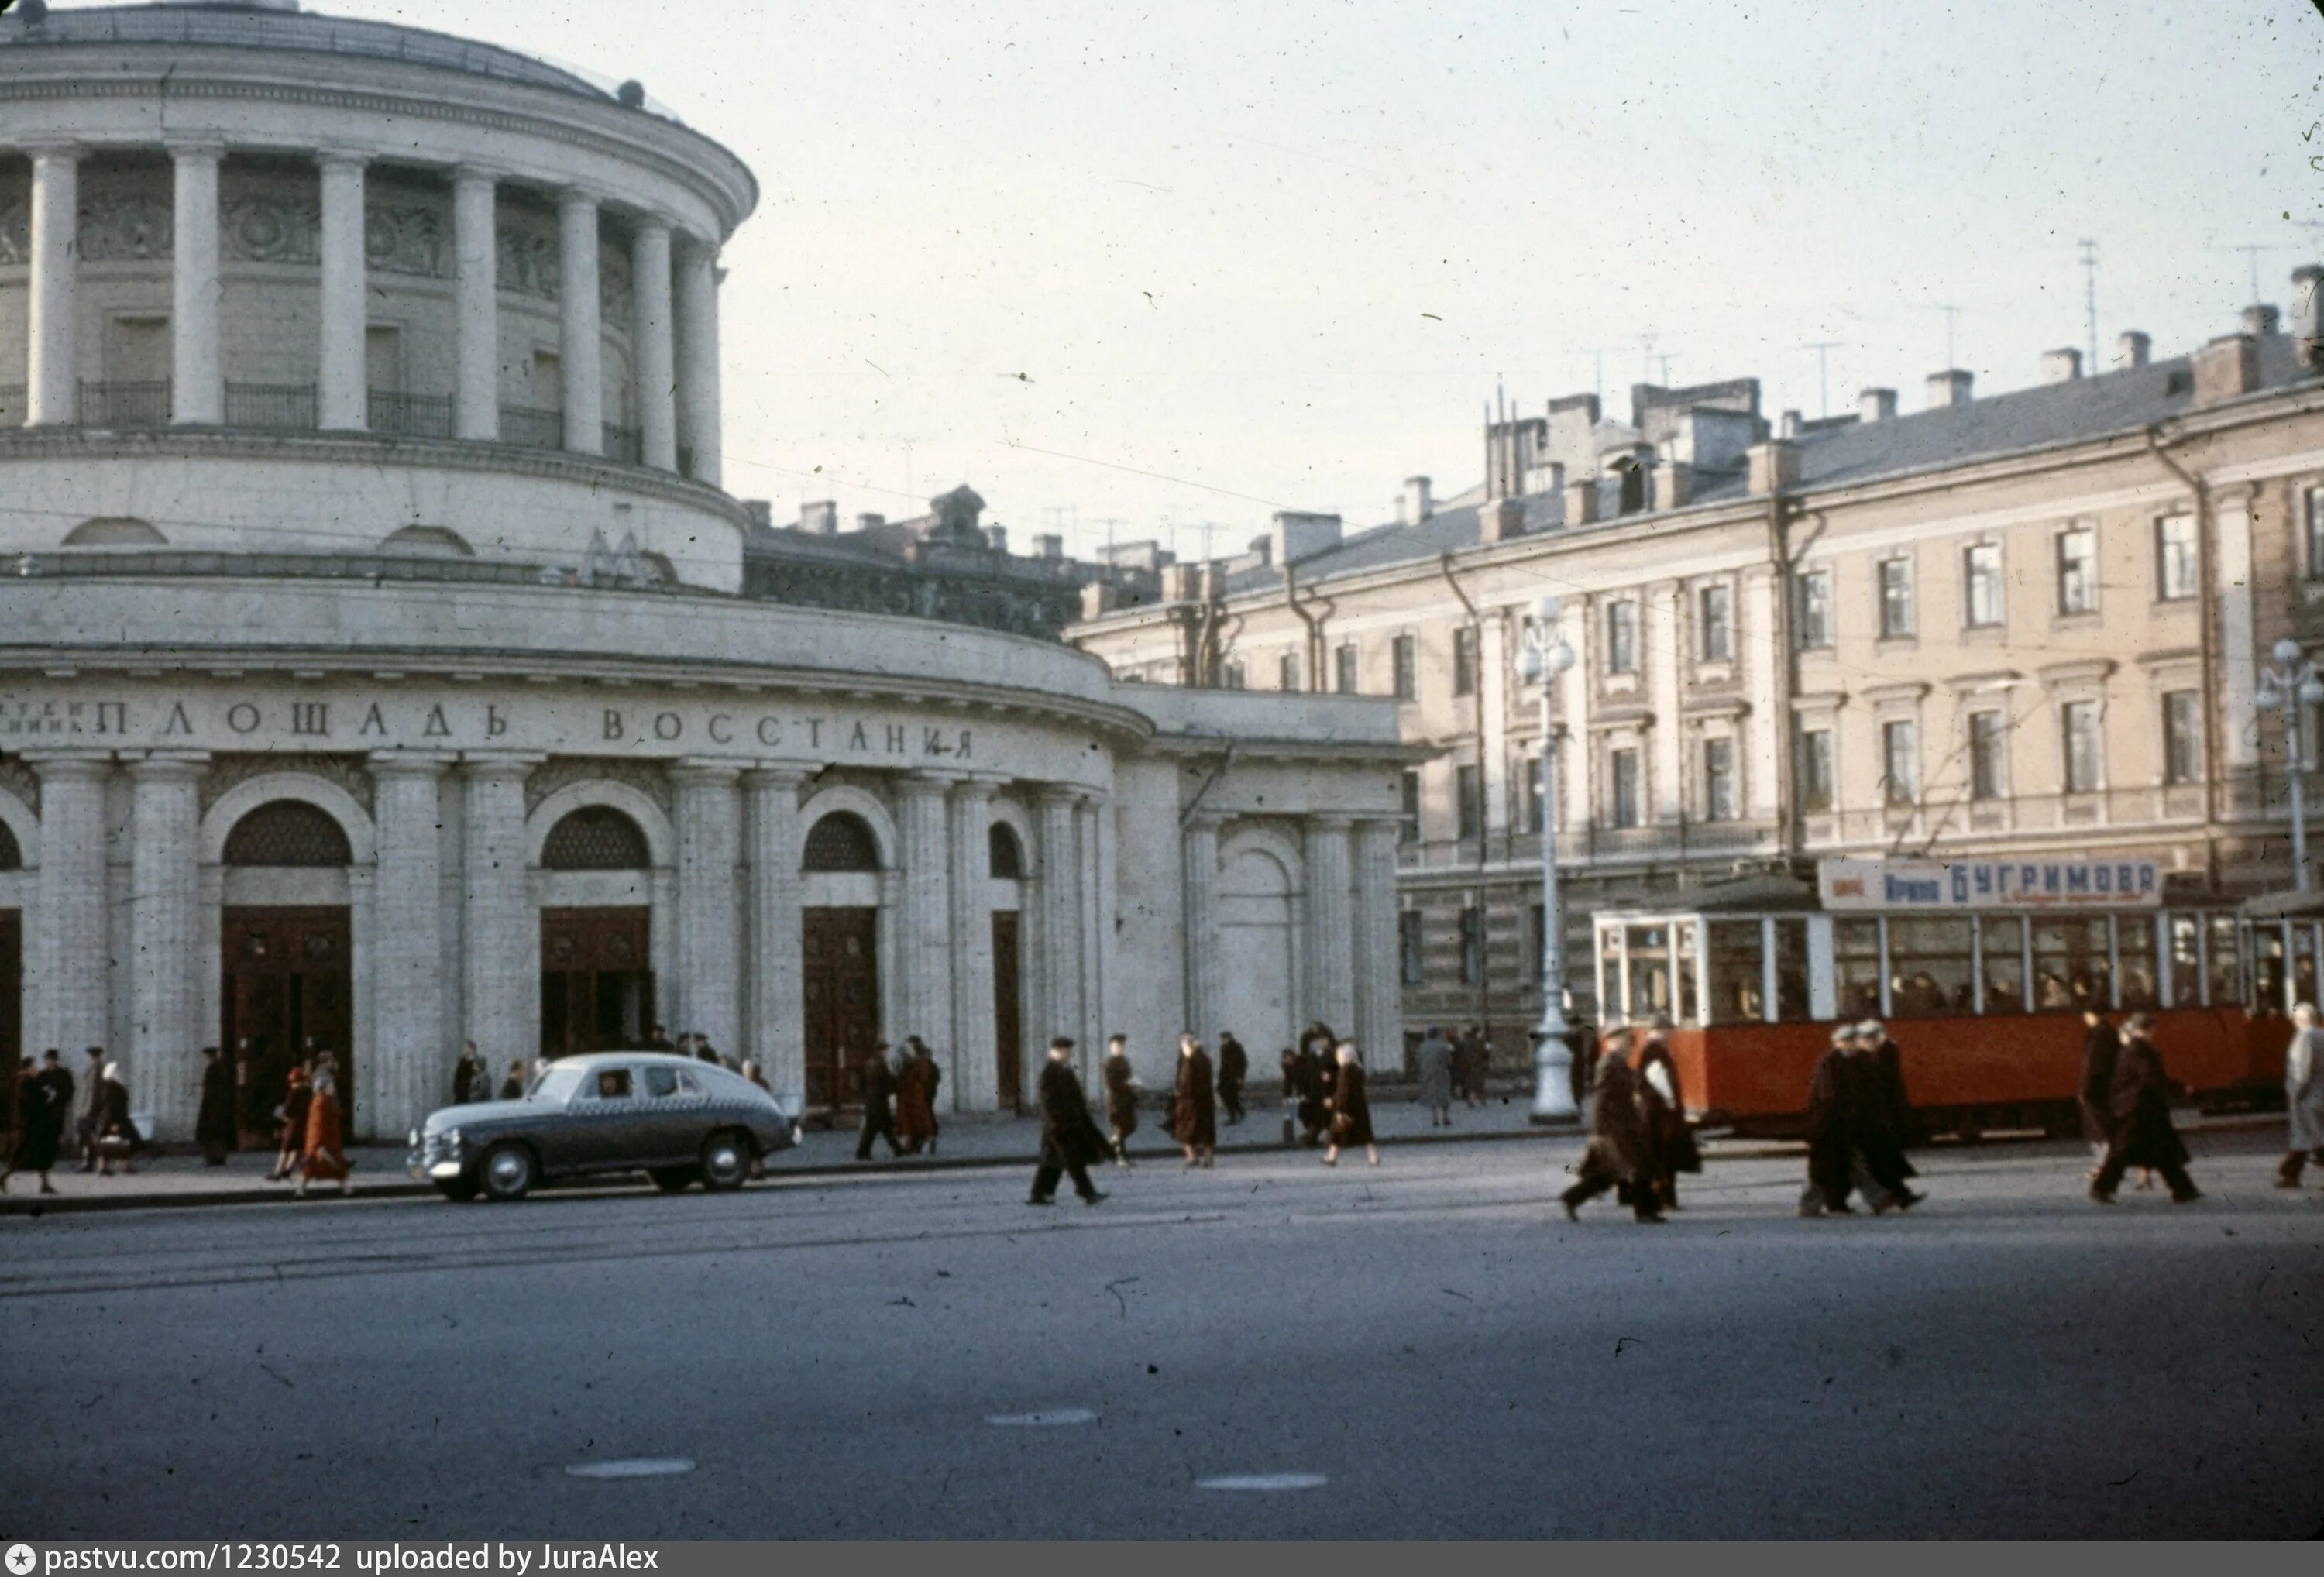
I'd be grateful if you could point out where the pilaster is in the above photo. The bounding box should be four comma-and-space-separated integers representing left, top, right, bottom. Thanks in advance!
1180, 812, 1226, 1050
459, 754, 538, 1064
317, 150, 369, 431
27, 754, 110, 1056
168, 143, 224, 426
632, 218, 677, 471
130, 753, 206, 1137
671, 761, 741, 1054
370, 754, 451, 1136
947, 775, 1002, 1111
744, 768, 806, 1105
557, 189, 604, 455
25, 143, 81, 426
452, 167, 501, 442
1351, 818, 1402, 1065
1304, 815, 1356, 1032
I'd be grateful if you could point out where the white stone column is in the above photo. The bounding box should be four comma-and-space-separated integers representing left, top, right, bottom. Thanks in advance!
169, 143, 224, 427
1181, 812, 1225, 1047
29, 755, 110, 1055
557, 189, 603, 455
947, 776, 1000, 1111
25, 143, 81, 427
1035, 788, 1084, 1055
672, 761, 741, 1054
1305, 816, 1356, 1033
890, 772, 957, 1063
1351, 818, 1402, 1066
1077, 794, 1108, 1060
129, 754, 205, 1137
631, 218, 677, 471
370, 755, 449, 1136
317, 150, 369, 431
459, 756, 535, 1065
744, 768, 806, 1106
452, 166, 500, 441
673, 234, 722, 484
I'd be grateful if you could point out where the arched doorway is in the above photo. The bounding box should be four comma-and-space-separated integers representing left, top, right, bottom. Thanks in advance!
1217, 839, 1300, 1064
538, 805, 656, 1056
988, 821, 1026, 1111
220, 799, 356, 1141
801, 810, 882, 1111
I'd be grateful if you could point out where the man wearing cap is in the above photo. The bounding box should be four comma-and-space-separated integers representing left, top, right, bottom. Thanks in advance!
1030, 1038, 1110, 1207
2090, 1012, 2202, 1205
1559, 1024, 1664, 1224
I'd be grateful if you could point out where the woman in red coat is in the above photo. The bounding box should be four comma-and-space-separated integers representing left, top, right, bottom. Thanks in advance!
296, 1054, 352, 1198
895, 1037, 943, 1157
1171, 1035, 1216, 1169
1322, 1042, 1379, 1168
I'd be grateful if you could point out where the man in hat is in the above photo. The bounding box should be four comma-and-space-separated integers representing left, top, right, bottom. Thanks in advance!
1030, 1038, 1109, 1206
854, 1043, 902, 1160
1852, 1020, 1922, 1210
1633, 1015, 1700, 1211
1559, 1025, 1664, 1223
2091, 1012, 2202, 1205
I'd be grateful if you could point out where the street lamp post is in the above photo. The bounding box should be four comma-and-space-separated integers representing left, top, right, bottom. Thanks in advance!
2255, 636, 2324, 893
1517, 593, 1579, 1123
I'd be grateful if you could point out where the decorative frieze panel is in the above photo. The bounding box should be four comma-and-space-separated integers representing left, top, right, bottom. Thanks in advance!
496, 208, 560, 301
524, 755, 672, 819
365, 195, 451, 280
78, 166, 174, 262
200, 752, 376, 818
600, 239, 632, 330
222, 170, 320, 265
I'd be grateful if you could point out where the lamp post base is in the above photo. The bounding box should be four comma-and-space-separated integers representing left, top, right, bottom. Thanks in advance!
1529, 1024, 1580, 1125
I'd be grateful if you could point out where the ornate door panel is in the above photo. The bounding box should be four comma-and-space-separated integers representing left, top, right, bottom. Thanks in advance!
992, 910, 1023, 1113
221, 907, 353, 1136
540, 907, 654, 1058
802, 907, 879, 1111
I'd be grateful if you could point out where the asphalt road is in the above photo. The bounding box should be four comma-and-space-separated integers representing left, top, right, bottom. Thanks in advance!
2, 1129, 2318, 1539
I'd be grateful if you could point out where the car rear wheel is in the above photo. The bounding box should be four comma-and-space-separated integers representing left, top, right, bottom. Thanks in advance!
700, 1130, 753, 1192
648, 1166, 698, 1193
435, 1175, 481, 1203
480, 1142, 536, 1201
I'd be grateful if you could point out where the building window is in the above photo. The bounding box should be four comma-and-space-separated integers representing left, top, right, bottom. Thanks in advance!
2308, 486, 2324, 581
1698, 583, 1733, 661
1529, 902, 1548, 983
1399, 769, 1422, 843
1968, 710, 2007, 801
1963, 542, 2004, 628
1277, 652, 1299, 692
1452, 625, 1478, 696
1701, 737, 1737, 822
2055, 526, 2097, 615
1524, 753, 1545, 833
1795, 569, 1833, 649
1391, 634, 1418, 700
2155, 514, 2198, 602
1607, 747, 1642, 828
1334, 642, 1360, 694
1399, 910, 1425, 984
1877, 558, 1914, 639
541, 806, 650, 871
1882, 719, 1919, 805
2061, 699, 2103, 792
1458, 906, 1483, 984
223, 800, 355, 868
1797, 726, 1834, 812
1605, 601, 1640, 674
2162, 690, 2202, 785
1222, 660, 1246, 691
803, 812, 882, 872
1455, 764, 1482, 840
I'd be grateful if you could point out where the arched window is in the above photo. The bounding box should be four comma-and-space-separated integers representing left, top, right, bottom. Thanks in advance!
222, 800, 353, 867
541, 805, 651, 871
0, 819, 20, 872
988, 822, 1024, 878
802, 812, 880, 873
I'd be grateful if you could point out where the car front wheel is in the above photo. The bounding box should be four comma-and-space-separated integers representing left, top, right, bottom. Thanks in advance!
700, 1130, 753, 1192
479, 1142, 536, 1201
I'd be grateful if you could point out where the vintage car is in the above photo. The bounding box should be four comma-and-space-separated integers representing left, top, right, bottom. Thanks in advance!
407, 1053, 803, 1201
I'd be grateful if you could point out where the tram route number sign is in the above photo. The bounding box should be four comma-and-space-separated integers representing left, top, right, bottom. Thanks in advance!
1817, 856, 2161, 911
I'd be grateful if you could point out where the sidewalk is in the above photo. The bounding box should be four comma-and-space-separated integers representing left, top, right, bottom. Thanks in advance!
0, 1085, 1568, 1215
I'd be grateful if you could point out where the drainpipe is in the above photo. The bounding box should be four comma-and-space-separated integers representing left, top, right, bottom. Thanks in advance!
1284, 563, 1330, 692
1437, 553, 1494, 1048
2146, 424, 2219, 890
1772, 500, 1823, 868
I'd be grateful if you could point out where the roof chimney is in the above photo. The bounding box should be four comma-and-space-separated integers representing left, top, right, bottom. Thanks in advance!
1857, 387, 1897, 424
2192, 333, 2260, 406
982, 524, 1009, 553
2116, 331, 2151, 370
1747, 440, 1800, 496
1562, 475, 1599, 527
1479, 496, 1525, 546
1080, 582, 1121, 621
1401, 475, 1434, 525
855, 512, 885, 532
2293, 264, 2324, 369
743, 500, 773, 531
2040, 348, 2083, 384
1033, 532, 1064, 561
2243, 303, 2281, 339
799, 500, 838, 535
1779, 408, 1805, 439
1652, 460, 1693, 512
1925, 369, 1974, 409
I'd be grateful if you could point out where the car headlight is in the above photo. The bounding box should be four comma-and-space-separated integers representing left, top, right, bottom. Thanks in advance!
407, 1127, 421, 1149
441, 1127, 463, 1152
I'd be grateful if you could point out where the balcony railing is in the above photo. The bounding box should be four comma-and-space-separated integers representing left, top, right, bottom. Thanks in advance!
601, 421, 642, 466
78, 380, 171, 428
368, 388, 455, 440
500, 403, 563, 451
225, 382, 317, 431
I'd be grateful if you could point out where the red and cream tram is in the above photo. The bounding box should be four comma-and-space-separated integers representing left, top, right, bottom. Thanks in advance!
1593, 857, 2295, 1138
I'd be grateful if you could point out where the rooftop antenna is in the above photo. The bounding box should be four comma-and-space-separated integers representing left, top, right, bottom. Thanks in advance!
1638, 331, 1658, 384
1801, 340, 1843, 418
2078, 239, 2099, 370
1934, 303, 1961, 370
1654, 352, 1676, 384
1094, 517, 1127, 555
2219, 240, 2281, 304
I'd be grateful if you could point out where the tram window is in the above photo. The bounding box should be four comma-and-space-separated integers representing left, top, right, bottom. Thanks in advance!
1626, 925, 1673, 1021
1981, 916, 2026, 1012
2297, 926, 2320, 1009
2032, 919, 2110, 1011
1834, 919, 1882, 1020
1707, 921, 1765, 1024
2250, 925, 2286, 1015
2116, 916, 2159, 1010
1676, 925, 1701, 1026
1773, 920, 1810, 1020
1599, 928, 1623, 1022
2166, 915, 2202, 1007
1886, 918, 1972, 1016
2207, 916, 2240, 1010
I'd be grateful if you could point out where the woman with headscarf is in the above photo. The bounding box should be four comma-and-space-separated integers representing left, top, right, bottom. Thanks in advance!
295, 1053, 352, 1197
92, 1062, 136, 1177
1171, 1035, 1216, 1169
2280, 1002, 2324, 1189
195, 1045, 237, 1166
269, 1065, 311, 1181
1322, 1042, 1378, 1167
895, 1036, 943, 1157
1102, 1035, 1140, 1168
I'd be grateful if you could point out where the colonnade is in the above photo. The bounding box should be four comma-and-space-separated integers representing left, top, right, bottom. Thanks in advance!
11, 141, 724, 483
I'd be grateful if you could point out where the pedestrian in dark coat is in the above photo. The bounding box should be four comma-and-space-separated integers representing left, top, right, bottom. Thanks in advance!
1632, 1019, 1700, 1210
1216, 1032, 1248, 1125
195, 1045, 237, 1166
1560, 1030, 1662, 1221
497, 1060, 526, 1101
2091, 1013, 2201, 1204
75, 1046, 105, 1172
452, 1042, 485, 1105
1, 1052, 64, 1194
1452, 1028, 1485, 1107
1844, 1022, 1920, 1210
1102, 1035, 1140, 1167
854, 1043, 902, 1160
1415, 1027, 1454, 1127
1293, 1041, 1329, 1146
2078, 1009, 2120, 1165
1799, 1028, 1861, 1216
1172, 1036, 1217, 1167
895, 1037, 943, 1156
1568, 1023, 1600, 1113
270, 1066, 314, 1181
1867, 1022, 1923, 1163
1030, 1038, 1109, 1205
2274, 1002, 2324, 1188
1322, 1043, 1379, 1167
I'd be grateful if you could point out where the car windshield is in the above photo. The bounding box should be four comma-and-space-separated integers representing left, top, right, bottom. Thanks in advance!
530, 1065, 584, 1105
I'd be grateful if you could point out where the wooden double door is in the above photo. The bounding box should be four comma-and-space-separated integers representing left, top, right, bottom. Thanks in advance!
802, 907, 879, 1111
541, 907, 655, 1057
222, 906, 352, 1140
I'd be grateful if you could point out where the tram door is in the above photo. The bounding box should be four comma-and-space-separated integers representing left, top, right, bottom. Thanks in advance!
222, 907, 352, 1141
803, 907, 880, 1111
540, 907, 654, 1057
992, 910, 1023, 1112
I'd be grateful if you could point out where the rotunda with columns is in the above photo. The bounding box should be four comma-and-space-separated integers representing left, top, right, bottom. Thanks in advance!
0, 2, 1413, 1142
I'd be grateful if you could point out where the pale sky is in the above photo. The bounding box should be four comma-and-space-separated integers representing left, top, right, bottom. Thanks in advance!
321, 0, 2315, 559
